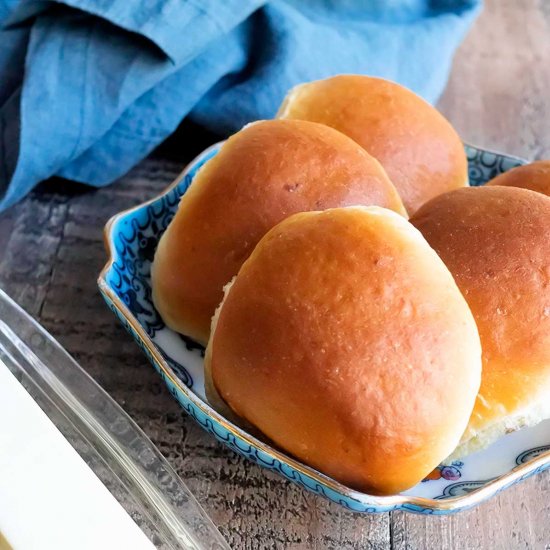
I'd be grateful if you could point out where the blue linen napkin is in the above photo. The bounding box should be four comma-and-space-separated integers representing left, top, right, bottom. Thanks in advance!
0, 0, 481, 211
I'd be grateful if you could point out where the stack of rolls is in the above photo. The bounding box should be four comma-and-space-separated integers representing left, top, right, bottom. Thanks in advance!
277, 75, 469, 215
151, 75, 550, 495
411, 184, 550, 459
152, 118, 406, 345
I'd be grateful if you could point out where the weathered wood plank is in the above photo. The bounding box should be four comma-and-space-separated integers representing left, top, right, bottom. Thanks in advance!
438, 0, 550, 160
392, 472, 550, 550
0, 193, 69, 315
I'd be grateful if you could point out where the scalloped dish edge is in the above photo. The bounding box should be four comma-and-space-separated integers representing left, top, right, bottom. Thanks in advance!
97, 143, 550, 514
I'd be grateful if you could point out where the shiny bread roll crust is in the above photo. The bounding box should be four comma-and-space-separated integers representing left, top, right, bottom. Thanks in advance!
487, 160, 550, 196
411, 186, 550, 457
152, 119, 406, 344
277, 75, 468, 215
206, 206, 481, 495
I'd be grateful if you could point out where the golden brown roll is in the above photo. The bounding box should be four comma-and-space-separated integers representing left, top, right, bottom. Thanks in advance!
411, 186, 550, 458
205, 206, 481, 495
277, 75, 468, 215
152, 119, 406, 344
487, 160, 550, 196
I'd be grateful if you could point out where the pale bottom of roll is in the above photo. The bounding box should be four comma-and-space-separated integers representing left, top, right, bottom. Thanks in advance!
449, 398, 550, 461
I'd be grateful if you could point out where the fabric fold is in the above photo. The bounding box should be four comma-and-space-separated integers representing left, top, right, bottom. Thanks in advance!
0, 0, 482, 211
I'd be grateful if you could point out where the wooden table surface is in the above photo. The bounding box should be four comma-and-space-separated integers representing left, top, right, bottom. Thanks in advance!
1, 1, 549, 548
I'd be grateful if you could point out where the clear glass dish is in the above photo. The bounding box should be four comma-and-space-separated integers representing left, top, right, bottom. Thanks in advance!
0, 288, 229, 550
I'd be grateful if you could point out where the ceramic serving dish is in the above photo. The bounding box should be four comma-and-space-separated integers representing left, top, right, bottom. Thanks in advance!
98, 143, 550, 514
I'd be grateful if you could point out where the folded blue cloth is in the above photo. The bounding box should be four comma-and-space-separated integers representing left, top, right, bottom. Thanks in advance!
0, 0, 481, 211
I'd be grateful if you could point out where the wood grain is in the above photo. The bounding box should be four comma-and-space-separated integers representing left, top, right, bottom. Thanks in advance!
392, 470, 550, 549
0, 0, 549, 548
438, 0, 550, 161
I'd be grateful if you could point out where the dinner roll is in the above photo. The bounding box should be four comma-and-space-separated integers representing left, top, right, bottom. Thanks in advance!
277, 75, 468, 215
152, 119, 406, 344
411, 186, 550, 458
487, 160, 550, 196
205, 206, 481, 495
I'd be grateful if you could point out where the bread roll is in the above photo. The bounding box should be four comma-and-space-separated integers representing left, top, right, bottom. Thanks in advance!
205, 206, 481, 495
152, 119, 406, 344
277, 75, 468, 215
411, 186, 550, 458
487, 160, 550, 196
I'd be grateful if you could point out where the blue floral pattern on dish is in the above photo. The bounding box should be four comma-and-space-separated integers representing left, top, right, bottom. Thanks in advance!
99, 142, 550, 514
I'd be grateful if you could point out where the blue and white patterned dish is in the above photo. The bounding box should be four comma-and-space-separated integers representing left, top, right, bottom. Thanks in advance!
98, 143, 550, 514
